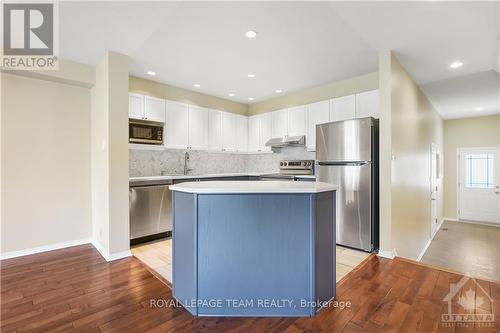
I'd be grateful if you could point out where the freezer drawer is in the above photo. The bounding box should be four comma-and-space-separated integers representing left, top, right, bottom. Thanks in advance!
317, 163, 373, 251
129, 184, 172, 241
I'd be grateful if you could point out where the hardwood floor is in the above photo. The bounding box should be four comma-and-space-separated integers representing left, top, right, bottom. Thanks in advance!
2, 244, 499, 332
131, 238, 371, 284
421, 220, 500, 282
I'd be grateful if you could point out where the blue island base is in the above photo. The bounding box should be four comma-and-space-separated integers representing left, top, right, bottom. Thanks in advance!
172, 191, 336, 317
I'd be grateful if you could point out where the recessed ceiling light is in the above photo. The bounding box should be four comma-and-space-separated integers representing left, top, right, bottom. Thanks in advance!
248, 97, 255, 101
228, 93, 235, 97
449, 61, 463, 69
245, 30, 257, 38
193, 83, 201, 88
475, 106, 484, 111
275, 89, 283, 93
247, 74, 255, 78
147, 71, 156, 76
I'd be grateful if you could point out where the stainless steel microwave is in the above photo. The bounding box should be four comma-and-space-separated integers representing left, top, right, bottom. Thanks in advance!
129, 121, 163, 145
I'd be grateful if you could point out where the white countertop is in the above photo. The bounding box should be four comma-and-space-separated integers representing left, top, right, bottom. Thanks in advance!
129, 173, 261, 182
294, 175, 316, 179
169, 181, 337, 194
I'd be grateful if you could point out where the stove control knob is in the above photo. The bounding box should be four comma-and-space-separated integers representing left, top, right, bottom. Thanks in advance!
283, 162, 287, 166
280, 162, 284, 166
307, 161, 312, 166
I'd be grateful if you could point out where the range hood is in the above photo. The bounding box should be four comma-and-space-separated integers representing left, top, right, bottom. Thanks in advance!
265, 135, 306, 148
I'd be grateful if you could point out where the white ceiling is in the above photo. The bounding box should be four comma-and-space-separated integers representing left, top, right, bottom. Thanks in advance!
59, 1, 499, 118
420, 70, 499, 120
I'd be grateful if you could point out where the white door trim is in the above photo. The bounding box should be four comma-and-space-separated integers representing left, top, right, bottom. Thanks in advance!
456, 146, 500, 222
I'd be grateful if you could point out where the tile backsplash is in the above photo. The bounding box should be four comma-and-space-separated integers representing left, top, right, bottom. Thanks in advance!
129, 147, 315, 177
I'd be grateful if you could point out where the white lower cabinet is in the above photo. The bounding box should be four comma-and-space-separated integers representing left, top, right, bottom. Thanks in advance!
330, 94, 356, 122
188, 105, 209, 150
356, 89, 379, 119
306, 100, 330, 151
165, 101, 189, 149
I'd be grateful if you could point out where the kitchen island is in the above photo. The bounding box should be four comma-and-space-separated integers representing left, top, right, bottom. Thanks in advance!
170, 181, 337, 317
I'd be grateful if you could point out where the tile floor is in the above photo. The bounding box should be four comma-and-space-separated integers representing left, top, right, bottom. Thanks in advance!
131, 238, 371, 284
420, 220, 500, 281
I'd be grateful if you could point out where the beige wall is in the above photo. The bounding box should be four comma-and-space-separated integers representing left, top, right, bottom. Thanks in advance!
443, 115, 500, 219
1, 73, 92, 253
129, 76, 248, 116
2, 58, 95, 88
91, 52, 130, 260
378, 51, 393, 256
379, 51, 444, 260
248, 72, 378, 115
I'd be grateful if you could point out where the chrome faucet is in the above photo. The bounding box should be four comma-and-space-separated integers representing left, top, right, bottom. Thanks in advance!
183, 151, 192, 175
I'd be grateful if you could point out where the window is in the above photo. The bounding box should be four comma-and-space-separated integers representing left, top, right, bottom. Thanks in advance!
465, 154, 494, 188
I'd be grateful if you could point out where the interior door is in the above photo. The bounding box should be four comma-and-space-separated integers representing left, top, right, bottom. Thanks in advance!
458, 148, 500, 224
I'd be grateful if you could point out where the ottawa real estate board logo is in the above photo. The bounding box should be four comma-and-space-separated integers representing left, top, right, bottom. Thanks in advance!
2, 2, 58, 70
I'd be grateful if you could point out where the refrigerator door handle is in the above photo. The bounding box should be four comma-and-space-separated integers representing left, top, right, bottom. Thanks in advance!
317, 161, 371, 166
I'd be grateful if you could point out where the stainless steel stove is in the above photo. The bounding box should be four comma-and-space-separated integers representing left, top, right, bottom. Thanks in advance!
259, 160, 314, 181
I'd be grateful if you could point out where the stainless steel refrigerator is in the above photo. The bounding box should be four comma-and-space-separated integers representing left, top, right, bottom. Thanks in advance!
316, 117, 379, 252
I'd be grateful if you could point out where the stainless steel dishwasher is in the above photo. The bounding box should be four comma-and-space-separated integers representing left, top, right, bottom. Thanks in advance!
129, 179, 173, 245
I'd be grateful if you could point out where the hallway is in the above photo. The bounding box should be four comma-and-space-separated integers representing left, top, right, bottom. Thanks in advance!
421, 220, 500, 281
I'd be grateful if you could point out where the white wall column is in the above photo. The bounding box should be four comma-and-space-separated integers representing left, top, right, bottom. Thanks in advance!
90, 51, 130, 261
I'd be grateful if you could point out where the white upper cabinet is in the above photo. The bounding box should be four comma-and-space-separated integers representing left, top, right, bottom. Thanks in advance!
271, 109, 288, 138
236, 115, 248, 153
208, 109, 223, 151
330, 94, 356, 122
128, 93, 144, 120
144, 96, 166, 122
248, 115, 260, 153
165, 100, 189, 149
356, 89, 379, 119
306, 100, 330, 151
221, 112, 237, 152
188, 105, 209, 150
129, 93, 166, 122
287, 106, 306, 136
260, 113, 272, 152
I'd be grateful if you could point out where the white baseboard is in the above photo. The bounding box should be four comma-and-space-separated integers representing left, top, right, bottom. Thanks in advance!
377, 248, 396, 259
443, 216, 458, 222
417, 239, 432, 261
0, 237, 92, 260
417, 218, 446, 262
453, 219, 500, 228
91, 239, 132, 262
